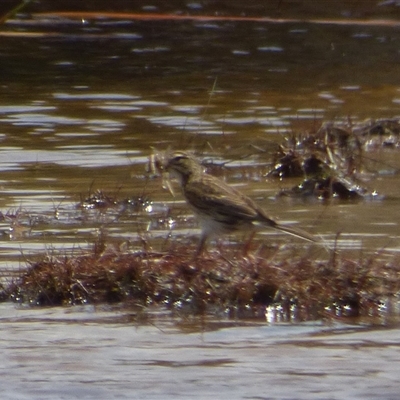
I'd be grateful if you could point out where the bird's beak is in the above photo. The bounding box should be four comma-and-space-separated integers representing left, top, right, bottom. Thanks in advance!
148, 150, 176, 197
162, 171, 176, 197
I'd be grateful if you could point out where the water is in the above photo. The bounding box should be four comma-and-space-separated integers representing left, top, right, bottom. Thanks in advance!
1, 6, 400, 262
1, 1, 400, 398
1, 303, 400, 400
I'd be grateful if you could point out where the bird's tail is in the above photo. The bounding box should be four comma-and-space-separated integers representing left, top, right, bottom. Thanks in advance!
274, 223, 319, 243
256, 207, 320, 243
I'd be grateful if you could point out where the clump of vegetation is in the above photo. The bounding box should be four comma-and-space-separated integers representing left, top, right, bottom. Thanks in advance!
3, 239, 400, 321
268, 118, 400, 200
80, 188, 152, 211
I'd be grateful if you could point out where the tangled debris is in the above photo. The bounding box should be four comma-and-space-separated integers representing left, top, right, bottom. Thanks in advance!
268, 119, 400, 200
3, 241, 400, 321
80, 188, 152, 211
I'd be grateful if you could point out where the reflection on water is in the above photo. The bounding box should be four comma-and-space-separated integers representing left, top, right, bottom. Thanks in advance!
1, 303, 400, 400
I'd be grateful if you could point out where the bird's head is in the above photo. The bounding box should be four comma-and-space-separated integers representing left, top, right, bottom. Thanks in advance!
165, 152, 203, 185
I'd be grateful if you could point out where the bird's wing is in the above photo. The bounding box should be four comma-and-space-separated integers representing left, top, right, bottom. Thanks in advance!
184, 176, 265, 223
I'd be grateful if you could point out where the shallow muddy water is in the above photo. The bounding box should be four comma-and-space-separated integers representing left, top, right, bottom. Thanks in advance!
1, 0, 400, 398
0, 1, 400, 266
1, 303, 400, 400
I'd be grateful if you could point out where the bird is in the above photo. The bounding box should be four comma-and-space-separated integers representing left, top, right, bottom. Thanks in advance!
161, 151, 318, 255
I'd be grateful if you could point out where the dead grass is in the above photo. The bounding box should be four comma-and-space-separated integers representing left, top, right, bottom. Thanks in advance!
3, 239, 400, 320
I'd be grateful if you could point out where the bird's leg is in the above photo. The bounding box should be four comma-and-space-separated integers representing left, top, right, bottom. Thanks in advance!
194, 232, 208, 258
243, 231, 256, 256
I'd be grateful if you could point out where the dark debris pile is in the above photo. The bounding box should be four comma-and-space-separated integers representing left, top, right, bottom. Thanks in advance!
269, 118, 400, 200
3, 242, 400, 321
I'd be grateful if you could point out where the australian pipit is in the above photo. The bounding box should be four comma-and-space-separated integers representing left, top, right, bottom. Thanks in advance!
159, 151, 317, 255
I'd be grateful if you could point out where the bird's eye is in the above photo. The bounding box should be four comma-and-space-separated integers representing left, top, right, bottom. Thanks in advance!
172, 155, 187, 163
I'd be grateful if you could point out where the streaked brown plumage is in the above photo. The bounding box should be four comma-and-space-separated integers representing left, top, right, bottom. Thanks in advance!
163, 151, 317, 254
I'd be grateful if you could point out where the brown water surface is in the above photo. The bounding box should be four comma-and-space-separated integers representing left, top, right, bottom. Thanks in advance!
1, 1, 400, 398
1, 3, 400, 265
1, 303, 400, 400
